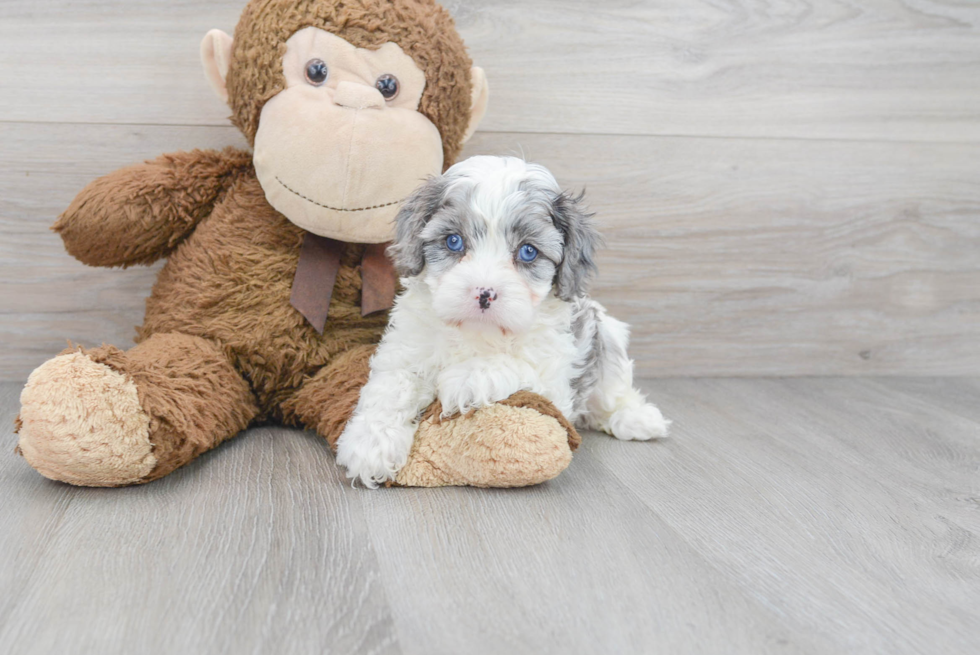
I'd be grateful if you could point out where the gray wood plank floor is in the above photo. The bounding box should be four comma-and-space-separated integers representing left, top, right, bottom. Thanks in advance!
1, 378, 977, 655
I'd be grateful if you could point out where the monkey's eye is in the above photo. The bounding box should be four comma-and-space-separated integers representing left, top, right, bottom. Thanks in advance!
446, 234, 465, 252
518, 244, 539, 262
375, 74, 400, 100
304, 59, 329, 86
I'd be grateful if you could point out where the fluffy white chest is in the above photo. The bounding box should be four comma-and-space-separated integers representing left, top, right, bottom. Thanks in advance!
381, 282, 582, 417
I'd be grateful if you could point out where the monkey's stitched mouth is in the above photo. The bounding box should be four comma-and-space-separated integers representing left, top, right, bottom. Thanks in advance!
276, 176, 405, 212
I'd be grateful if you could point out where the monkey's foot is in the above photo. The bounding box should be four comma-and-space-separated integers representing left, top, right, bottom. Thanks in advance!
17, 351, 156, 487
394, 391, 580, 488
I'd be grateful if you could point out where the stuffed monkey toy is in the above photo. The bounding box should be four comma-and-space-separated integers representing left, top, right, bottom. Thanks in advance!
15, 0, 580, 488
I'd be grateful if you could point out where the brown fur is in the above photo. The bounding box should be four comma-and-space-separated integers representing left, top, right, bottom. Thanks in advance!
53, 148, 252, 267
21, 0, 573, 487
227, 0, 473, 167
48, 149, 391, 481
281, 347, 581, 453
50, 150, 580, 483
281, 343, 376, 450
134, 164, 390, 417
280, 340, 578, 488
81, 334, 259, 483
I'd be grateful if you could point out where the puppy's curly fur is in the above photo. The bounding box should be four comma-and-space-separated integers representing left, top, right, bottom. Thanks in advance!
337, 157, 669, 487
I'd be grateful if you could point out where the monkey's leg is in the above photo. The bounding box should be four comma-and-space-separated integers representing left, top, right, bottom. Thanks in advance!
280, 344, 377, 452
282, 346, 579, 488
17, 333, 258, 487
394, 392, 579, 488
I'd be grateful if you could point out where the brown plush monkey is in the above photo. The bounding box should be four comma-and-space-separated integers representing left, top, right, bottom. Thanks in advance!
15, 0, 579, 488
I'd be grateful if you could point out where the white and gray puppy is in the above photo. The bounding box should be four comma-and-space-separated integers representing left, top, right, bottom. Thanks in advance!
337, 156, 669, 487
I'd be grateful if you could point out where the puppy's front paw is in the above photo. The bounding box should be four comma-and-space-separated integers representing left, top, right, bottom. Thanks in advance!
608, 403, 670, 441
336, 415, 416, 488
436, 361, 526, 417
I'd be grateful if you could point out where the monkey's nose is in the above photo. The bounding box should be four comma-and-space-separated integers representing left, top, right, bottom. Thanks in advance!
333, 81, 385, 110
476, 288, 497, 311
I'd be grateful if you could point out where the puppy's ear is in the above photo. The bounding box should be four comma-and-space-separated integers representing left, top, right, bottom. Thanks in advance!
551, 190, 602, 300
387, 176, 448, 277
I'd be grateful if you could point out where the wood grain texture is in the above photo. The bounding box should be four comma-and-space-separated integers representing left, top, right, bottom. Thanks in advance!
2, 121, 977, 380
0, 123, 247, 380
459, 0, 980, 142
871, 377, 980, 424
466, 132, 980, 376
1, 1, 978, 142
358, 451, 825, 655
2, 378, 979, 654
0, 384, 400, 655
588, 377, 980, 654
3, 3, 977, 652
1, 0, 978, 378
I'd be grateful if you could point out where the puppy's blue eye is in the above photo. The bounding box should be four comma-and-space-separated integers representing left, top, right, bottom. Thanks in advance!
518, 244, 539, 262
446, 234, 465, 252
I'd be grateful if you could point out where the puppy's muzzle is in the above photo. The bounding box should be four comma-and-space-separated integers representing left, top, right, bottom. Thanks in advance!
477, 287, 498, 311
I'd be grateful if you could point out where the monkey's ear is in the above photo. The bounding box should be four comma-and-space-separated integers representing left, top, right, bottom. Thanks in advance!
462, 67, 490, 144
387, 176, 448, 277
552, 190, 602, 300
201, 29, 234, 104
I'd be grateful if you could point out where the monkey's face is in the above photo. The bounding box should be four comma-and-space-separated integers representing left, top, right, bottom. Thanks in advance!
202, 1, 489, 244
249, 28, 443, 243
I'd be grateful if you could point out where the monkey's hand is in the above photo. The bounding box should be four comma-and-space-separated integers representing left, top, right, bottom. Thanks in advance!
54, 147, 251, 267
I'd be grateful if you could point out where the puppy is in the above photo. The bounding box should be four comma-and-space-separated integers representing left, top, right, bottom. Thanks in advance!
337, 156, 669, 487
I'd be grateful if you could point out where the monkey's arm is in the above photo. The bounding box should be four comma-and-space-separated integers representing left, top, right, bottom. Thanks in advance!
53, 147, 252, 267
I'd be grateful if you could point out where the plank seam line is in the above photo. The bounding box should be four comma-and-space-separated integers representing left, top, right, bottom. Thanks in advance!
1, 119, 978, 147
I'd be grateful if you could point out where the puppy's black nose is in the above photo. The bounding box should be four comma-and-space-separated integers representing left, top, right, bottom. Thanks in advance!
477, 288, 497, 310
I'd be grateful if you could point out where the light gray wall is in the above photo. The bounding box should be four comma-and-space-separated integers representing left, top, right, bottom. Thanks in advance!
1, 0, 978, 380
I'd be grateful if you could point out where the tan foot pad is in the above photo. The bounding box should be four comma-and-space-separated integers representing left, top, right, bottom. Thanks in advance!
18, 351, 156, 487
394, 391, 580, 488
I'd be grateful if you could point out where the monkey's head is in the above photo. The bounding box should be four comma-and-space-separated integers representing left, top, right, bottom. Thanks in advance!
201, 0, 489, 243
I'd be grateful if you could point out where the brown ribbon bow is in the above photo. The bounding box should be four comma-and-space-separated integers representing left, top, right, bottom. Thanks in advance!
290, 233, 398, 334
